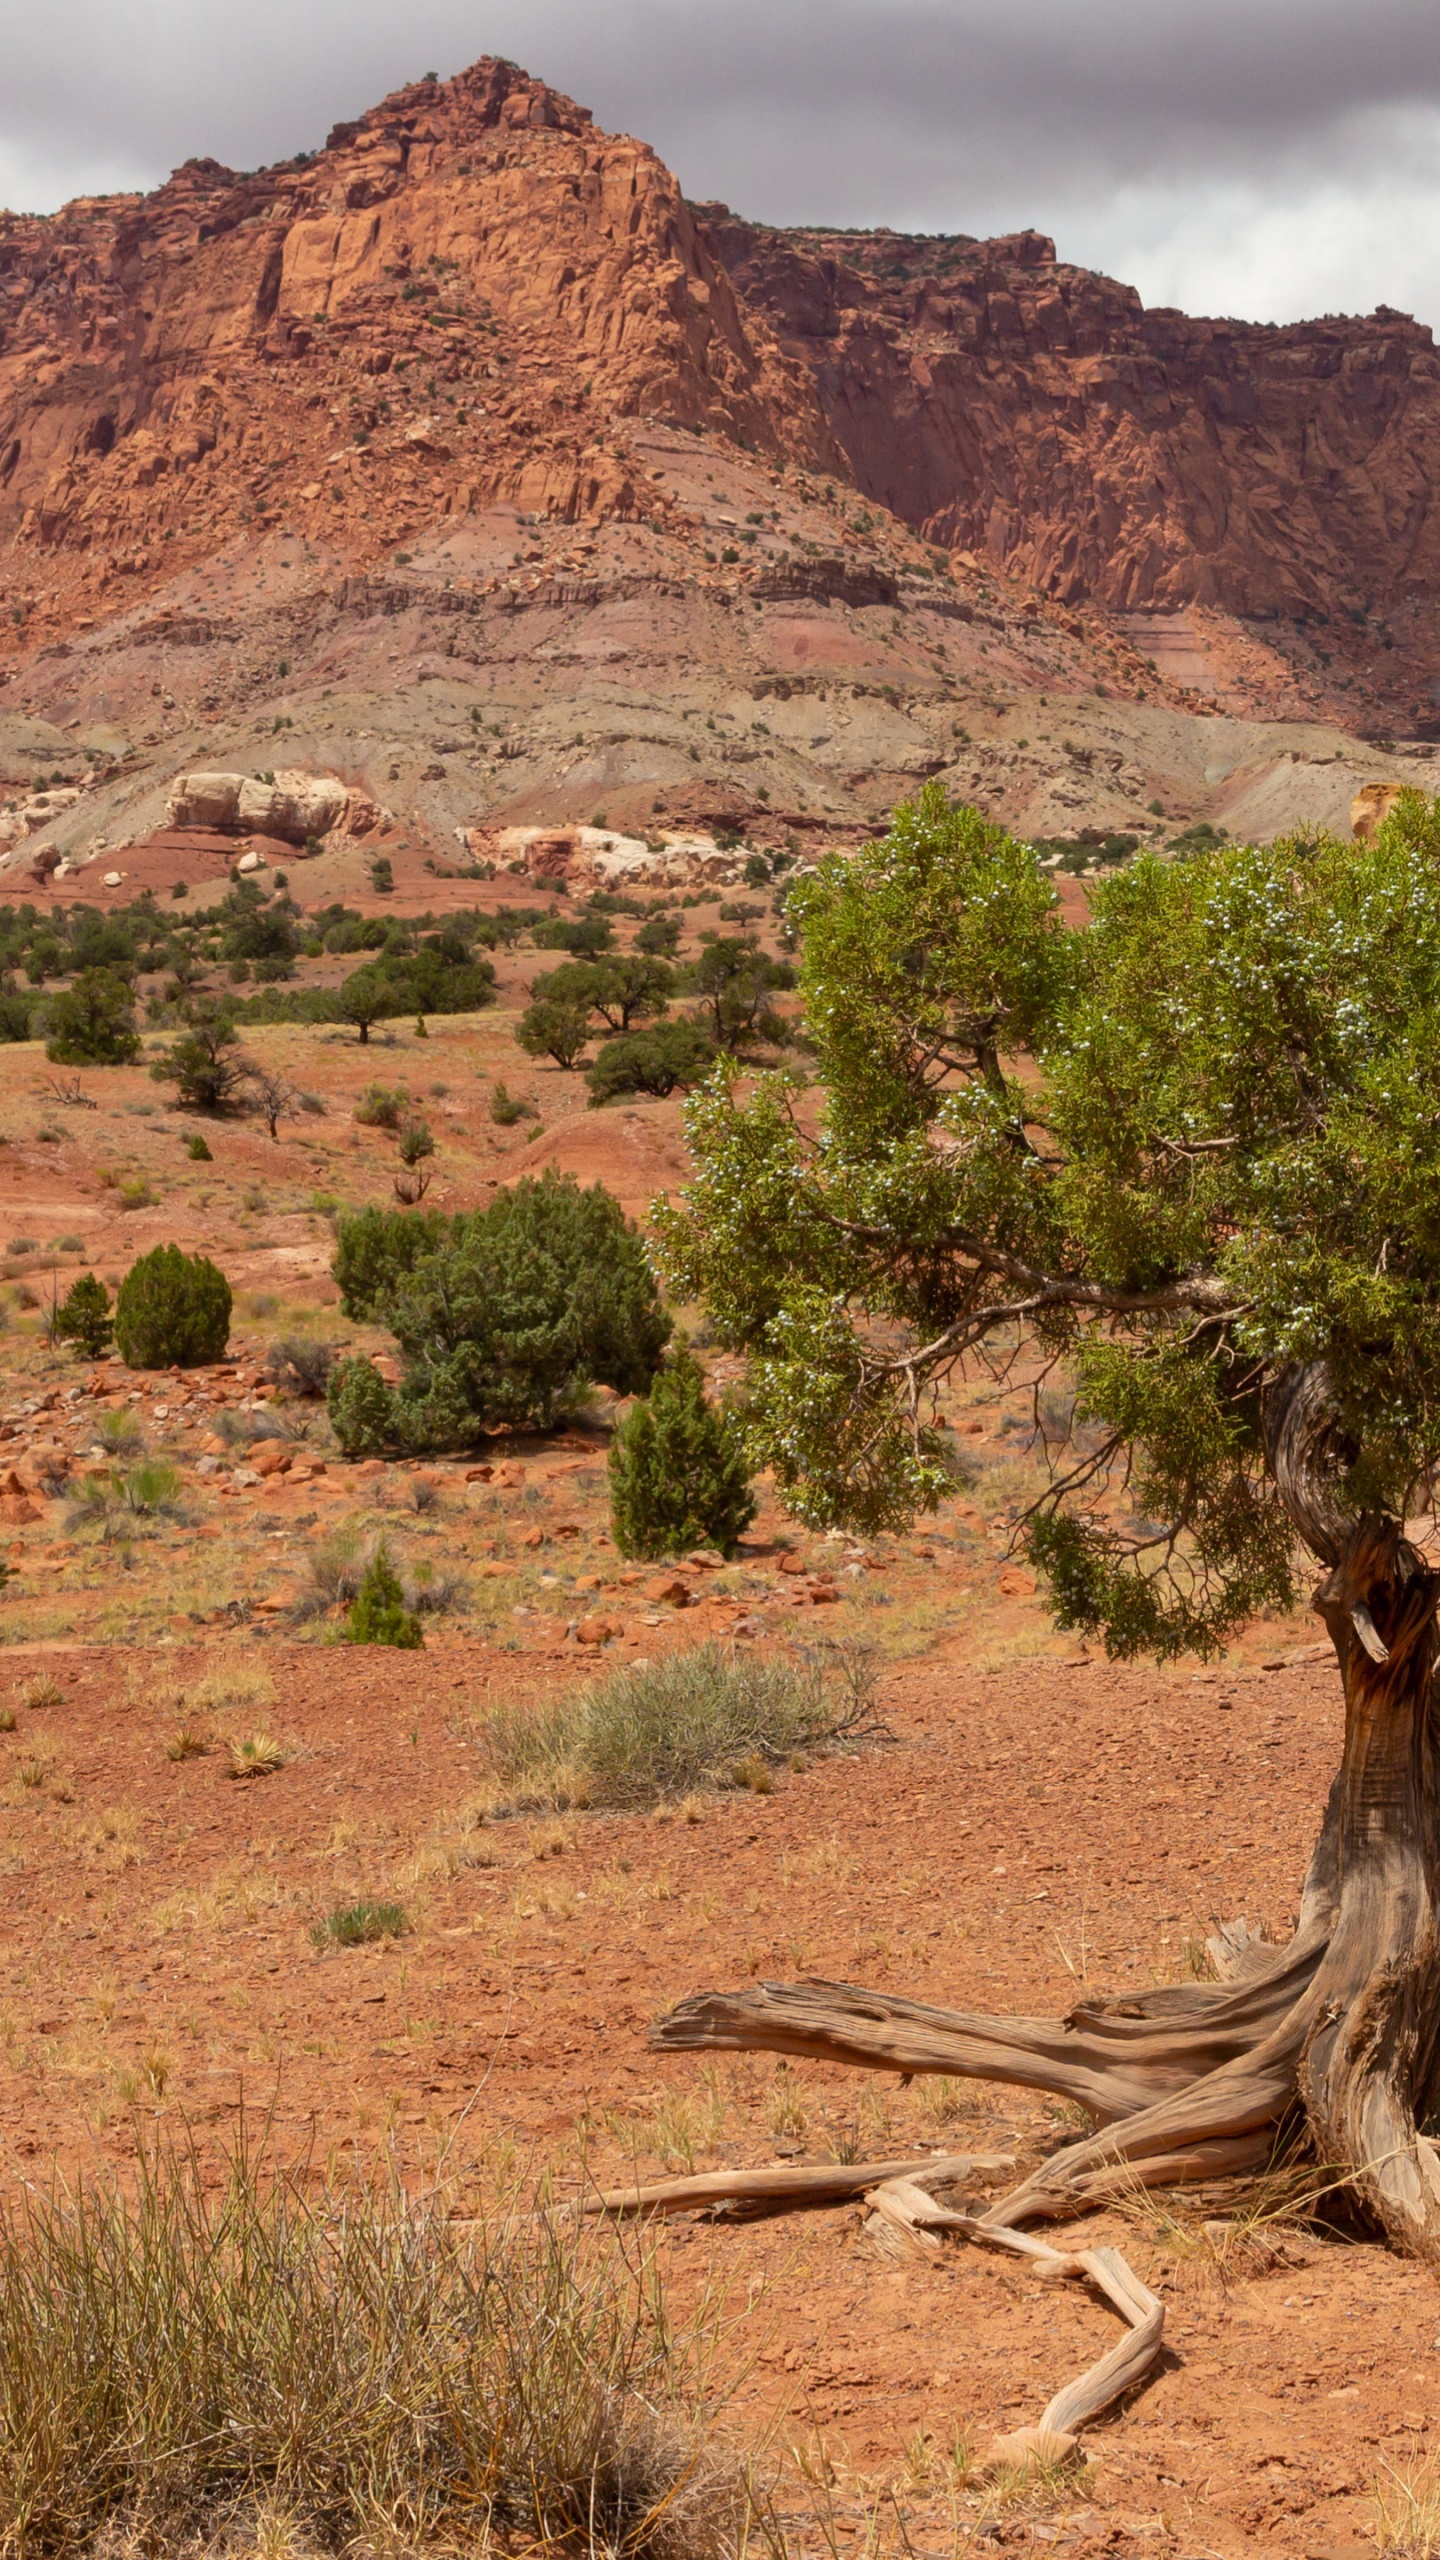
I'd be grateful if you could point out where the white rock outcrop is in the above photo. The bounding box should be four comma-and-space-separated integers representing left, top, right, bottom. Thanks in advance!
477, 824, 749, 888
165, 768, 351, 845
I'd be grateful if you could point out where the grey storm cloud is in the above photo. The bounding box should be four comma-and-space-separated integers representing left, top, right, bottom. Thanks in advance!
5, 0, 1440, 324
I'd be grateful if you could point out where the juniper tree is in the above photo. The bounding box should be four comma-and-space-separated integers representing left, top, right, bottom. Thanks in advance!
609, 1347, 756, 1559
653, 783, 1440, 2259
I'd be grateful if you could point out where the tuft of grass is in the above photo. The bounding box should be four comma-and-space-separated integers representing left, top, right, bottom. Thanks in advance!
476, 1640, 862, 1810
226, 1733, 286, 1781
0, 2127, 760, 2558
1376, 2449, 1440, 2558
0, 1709, 15, 1735
310, 1899, 408, 1950
165, 1725, 209, 1762
16, 1677, 63, 1712
190, 1654, 275, 1714
94, 1408, 143, 1455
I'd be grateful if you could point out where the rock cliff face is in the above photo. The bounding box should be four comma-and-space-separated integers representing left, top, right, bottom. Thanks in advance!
703, 217, 1440, 632
0, 58, 832, 611
0, 48, 1435, 849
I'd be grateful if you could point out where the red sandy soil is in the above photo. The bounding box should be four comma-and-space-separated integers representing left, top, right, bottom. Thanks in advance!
0, 900, 1430, 2554
0, 1619, 1424, 2557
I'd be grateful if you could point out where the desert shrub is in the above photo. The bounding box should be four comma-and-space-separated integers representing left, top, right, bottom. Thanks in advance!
331, 1203, 453, 1320
685, 936, 794, 1045
66, 1458, 183, 1537
265, 1335, 336, 1398
51, 1271, 112, 1358
488, 1078, 531, 1126
609, 1348, 755, 1559
480, 1642, 835, 1808
397, 1116, 435, 1168
120, 1459, 183, 1516
515, 996, 591, 1070
150, 1002, 253, 1110
43, 967, 140, 1067
226, 1733, 285, 1778
362, 1171, 670, 1447
311, 1899, 408, 1949
95, 1408, 143, 1454
530, 911, 614, 955
344, 1542, 423, 1647
354, 1082, 406, 1129
185, 1133, 211, 1160
327, 1355, 399, 1456
530, 955, 675, 1033
586, 1021, 715, 1105
301, 1521, 372, 1613
0, 2131, 752, 2557
114, 1245, 231, 1369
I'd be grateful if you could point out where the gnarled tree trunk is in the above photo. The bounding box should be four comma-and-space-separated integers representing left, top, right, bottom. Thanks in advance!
654, 1368, 1440, 2257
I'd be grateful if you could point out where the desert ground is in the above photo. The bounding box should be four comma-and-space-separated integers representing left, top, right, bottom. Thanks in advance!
0, 870, 1428, 2560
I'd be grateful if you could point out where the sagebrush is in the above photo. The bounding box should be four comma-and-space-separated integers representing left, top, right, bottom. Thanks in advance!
478, 1639, 874, 1809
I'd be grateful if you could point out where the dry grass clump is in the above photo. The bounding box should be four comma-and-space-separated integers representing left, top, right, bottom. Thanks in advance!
476, 1640, 875, 1812
0, 2132, 762, 2557
1376, 2448, 1440, 2557
297, 1524, 466, 1624
226, 1734, 286, 1781
189, 1654, 276, 1716
14, 1676, 63, 1712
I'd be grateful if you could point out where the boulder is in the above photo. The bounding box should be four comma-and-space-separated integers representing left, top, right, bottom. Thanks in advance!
645, 1573, 691, 1606
165, 768, 351, 845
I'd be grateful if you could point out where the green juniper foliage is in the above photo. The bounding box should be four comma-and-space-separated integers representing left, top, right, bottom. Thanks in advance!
43, 967, 141, 1066
609, 1347, 756, 1559
656, 782, 1440, 1658
114, 1246, 231, 1370
344, 1544, 423, 1648
327, 1354, 399, 1457
52, 1272, 113, 1359
585, 1020, 715, 1105
329, 1174, 669, 1450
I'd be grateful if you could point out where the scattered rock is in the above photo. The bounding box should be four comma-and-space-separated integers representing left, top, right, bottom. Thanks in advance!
646, 1574, 691, 1606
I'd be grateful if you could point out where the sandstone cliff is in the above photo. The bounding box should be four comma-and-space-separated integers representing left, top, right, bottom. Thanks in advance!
0, 50, 1433, 875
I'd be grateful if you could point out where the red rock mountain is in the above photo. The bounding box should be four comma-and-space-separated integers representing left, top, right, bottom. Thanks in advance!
0, 52, 1433, 875
706, 218, 1440, 632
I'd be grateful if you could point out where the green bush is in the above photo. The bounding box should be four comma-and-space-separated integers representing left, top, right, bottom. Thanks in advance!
344, 1172, 669, 1448
311, 1899, 408, 1949
52, 1271, 113, 1358
515, 997, 591, 1070
609, 1348, 755, 1558
479, 1642, 838, 1808
150, 1003, 252, 1109
489, 1079, 531, 1126
331, 1204, 452, 1320
44, 967, 140, 1067
327, 1355, 399, 1455
354, 1083, 406, 1129
185, 1133, 212, 1161
397, 1117, 435, 1168
114, 1245, 231, 1369
344, 1543, 423, 1647
586, 1021, 715, 1105
530, 955, 674, 1032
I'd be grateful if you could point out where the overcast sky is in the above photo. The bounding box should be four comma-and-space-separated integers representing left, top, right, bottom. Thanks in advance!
5, 0, 1440, 330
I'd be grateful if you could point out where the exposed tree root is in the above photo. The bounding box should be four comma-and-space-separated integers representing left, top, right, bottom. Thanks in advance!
618, 1511, 1440, 2456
